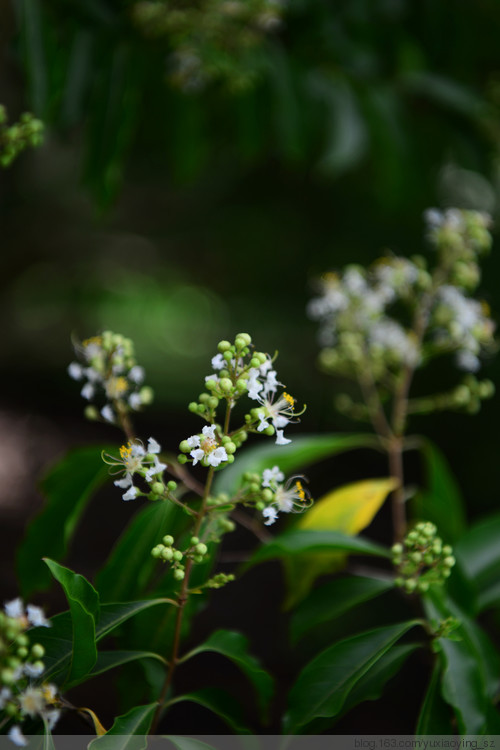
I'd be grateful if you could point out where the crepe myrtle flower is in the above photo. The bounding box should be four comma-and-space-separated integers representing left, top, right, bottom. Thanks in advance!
4, 599, 50, 629
182, 425, 228, 467
261, 474, 312, 525
253, 390, 305, 445
103, 437, 167, 500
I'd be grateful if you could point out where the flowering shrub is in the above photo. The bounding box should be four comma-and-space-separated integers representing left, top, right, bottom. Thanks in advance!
4, 208, 500, 741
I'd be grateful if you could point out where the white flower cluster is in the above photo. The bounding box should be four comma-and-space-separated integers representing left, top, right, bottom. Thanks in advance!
185, 425, 228, 467
433, 285, 495, 372
104, 437, 167, 501
68, 332, 153, 424
1, 599, 59, 746
308, 261, 422, 372
424, 208, 492, 257
260, 466, 312, 525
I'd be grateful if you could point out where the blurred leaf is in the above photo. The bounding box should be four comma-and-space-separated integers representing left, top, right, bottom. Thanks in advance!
44, 559, 100, 685
89, 649, 166, 679
268, 45, 303, 160
17, 445, 112, 598
214, 433, 378, 496
96, 499, 185, 602
416, 663, 454, 734
88, 703, 157, 749
18, 0, 48, 115
298, 478, 398, 533
79, 707, 108, 735
284, 619, 421, 733
290, 575, 394, 644
247, 529, 389, 568
403, 72, 486, 119
60, 29, 94, 128
455, 511, 500, 612
412, 439, 466, 542
31, 598, 175, 687
164, 738, 219, 750
180, 629, 273, 722
169, 688, 251, 734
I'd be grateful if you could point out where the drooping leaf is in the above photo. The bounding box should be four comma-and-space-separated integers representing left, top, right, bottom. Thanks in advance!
79, 707, 108, 735
96, 499, 186, 602
30, 598, 175, 687
455, 511, 500, 612
168, 688, 251, 734
44, 559, 100, 684
284, 620, 421, 733
290, 575, 394, 644
415, 663, 455, 735
179, 630, 273, 722
88, 703, 157, 750
412, 439, 466, 542
214, 433, 378, 496
17, 445, 113, 597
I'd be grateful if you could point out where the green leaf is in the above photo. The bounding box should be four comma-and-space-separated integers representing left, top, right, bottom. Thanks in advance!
88, 703, 157, 750
97, 499, 185, 602
169, 688, 251, 734
290, 576, 394, 644
164, 738, 219, 750
44, 559, 100, 684
247, 529, 390, 569
180, 630, 273, 722
423, 589, 499, 733
284, 619, 421, 733
412, 439, 466, 542
17, 445, 112, 597
31, 598, 175, 687
18, 0, 48, 116
214, 433, 378, 496
89, 650, 166, 679
416, 663, 454, 734
455, 511, 500, 612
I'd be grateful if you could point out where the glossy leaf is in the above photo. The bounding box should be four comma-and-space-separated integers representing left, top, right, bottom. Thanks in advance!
44, 559, 100, 684
284, 619, 421, 733
89, 650, 166, 679
416, 663, 454, 735
31, 598, 175, 687
214, 433, 378, 496
455, 511, 500, 612
17, 445, 112, 597
248, 529, 389, 569
413, 439, 466, 542
169, 688, 251, 734
88, 703, 157, 750
97, 499, 185, 602
180, 630, 273, 721
290, 575, 394, 644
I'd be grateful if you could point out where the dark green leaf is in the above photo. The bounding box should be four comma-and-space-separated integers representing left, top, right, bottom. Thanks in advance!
214, 433, 378, 496
89, 650, 166, 679
18, 0, 48, 115
455, 511, 500, 612
416, 663, 454, 735
88, 703, 157, 750
290, 575, 394, 644
284, 619, 421, 733
97, 499, 185, 602
31, 598, 175, 687
180, 630, 273, 722
169, 688, 251, 734
44, 559, 100, 684
164, 738, 219, 750
412, 439, 466, 542
17, 445, 112, 597
247, 530, 390, 570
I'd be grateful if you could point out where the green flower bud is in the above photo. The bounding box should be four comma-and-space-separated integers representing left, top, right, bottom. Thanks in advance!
256, 501, 265, 511
410, 552, 423, 564
261, 489, 273, 502
167, 481, 177, 491
163, 535, 174, 546
15, 634, 28, 648
224, 442, 236, 454
4, 702, 18, 717
264, 426, 275, 436
188, 402, 198, 413
1, 668, 15, 685
152, 482, 164, 495
219, 378, 233, 393
193, 555, 204, 564
151, 546, 163, 559
139, 386, 154, 405
173, 569, 185, 581
31, 660, 44, 674
391, 543, 403, 555
84, 405, 99, 421
31, 644, 45, 659
236, 379, 247, 393
190, 536, 199, 545
443, 556, 456, 568
17, 647, 28, 659
442, 545, 453, 556
173, 550, 183, 562
161, 548, 174, 561
404, 578, 417, 593
195, 543, 208, 555
226, 454, 235, 463
177, 454, 188, 464
179, 440, 191, 453
208, 397, 219, 409
205, 380, 217, 391
199, 393, 210, 403
221, 519, 235, 532
217, 340, 232, 352
418, 581, 429, 593
223, 351, 233, 362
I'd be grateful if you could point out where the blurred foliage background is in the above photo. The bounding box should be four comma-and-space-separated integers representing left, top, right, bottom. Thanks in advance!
3, 0, 500, 541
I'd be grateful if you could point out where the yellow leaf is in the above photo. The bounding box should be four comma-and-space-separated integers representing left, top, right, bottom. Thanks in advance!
79, 707, 107, 735
298, 477, 399, 534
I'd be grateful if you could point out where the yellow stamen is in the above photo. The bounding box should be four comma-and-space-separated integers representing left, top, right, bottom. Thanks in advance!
296, 481, 306, 502
83, 336, 103, 348
283, 392, 295, 408
120, 443, 132, 460
107, 376, 128, 398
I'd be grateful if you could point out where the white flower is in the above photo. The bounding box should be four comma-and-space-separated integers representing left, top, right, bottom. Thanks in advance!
262, 466, 285, 488
456, 350, 480, 372
26, 604, 50, 628
247, 368, 263, 400
24, 662, 45, 678
123, 485, 139, 501
0, 687, 12, 709
255, 390, 301, 443
147, 437, 161, 454
262, 477, 312, 525
145, 456, 167, 482
8, 726, 27, 747
262, 507, 278, 525
185, 425, 228, 467
101, 405, 115, 423
68, 362, 83, 380
211, 353, 225, 370
128, 393, 143, 409
128, 366, 145, 384
4, 598, 24, 619
19, 687, 46, 717
81, 382, 95, 400
276, 430, 291, 446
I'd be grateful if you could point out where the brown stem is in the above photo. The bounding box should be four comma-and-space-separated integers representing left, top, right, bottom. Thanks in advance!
388, 436, 406, 543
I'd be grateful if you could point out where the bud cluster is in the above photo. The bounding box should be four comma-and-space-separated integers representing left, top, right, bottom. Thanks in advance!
239, 466, 313, 526
0, 599, 59, 745
0, 106, 44, 168
392, 522, 456, 594
69, 331, 153, 425
151, 535, 211, 581
131, 0, 284, 91
103, 437, 171, 502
